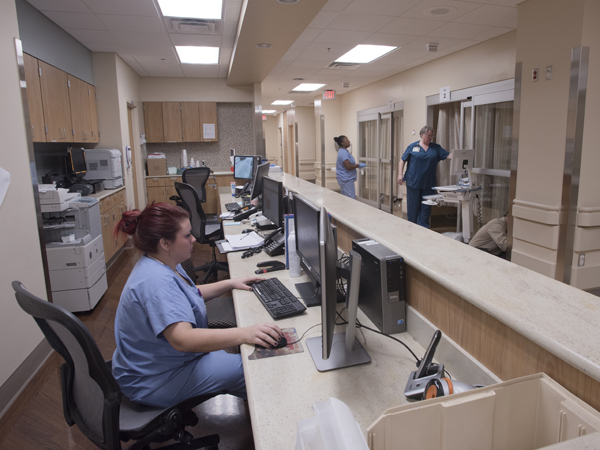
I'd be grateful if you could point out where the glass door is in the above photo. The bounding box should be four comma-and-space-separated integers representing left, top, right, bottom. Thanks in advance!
357, 114, 378, 207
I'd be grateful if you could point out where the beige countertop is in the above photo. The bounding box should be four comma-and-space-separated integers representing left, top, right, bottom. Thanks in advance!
144, 167, 234, 178
84, 185, 125, 201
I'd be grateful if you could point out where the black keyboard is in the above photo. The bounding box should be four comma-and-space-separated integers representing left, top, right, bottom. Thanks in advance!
251, 278, 306, 320
225, 202, 242, 212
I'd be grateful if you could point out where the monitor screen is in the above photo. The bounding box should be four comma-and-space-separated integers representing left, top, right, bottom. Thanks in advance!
450, 149, 474, 176
293, 194, 321, 288
234, 155, 254, 180
250, 162, 270, 201
67, 147, 87, 176
261, 176, 283, 228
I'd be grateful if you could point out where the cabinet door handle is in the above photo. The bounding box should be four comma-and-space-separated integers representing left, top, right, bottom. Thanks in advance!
31, 125, 34, 139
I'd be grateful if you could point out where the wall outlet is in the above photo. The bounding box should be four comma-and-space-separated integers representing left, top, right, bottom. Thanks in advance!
578, 253, 585, 267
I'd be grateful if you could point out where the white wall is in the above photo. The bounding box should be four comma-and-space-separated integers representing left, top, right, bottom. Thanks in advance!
295, 106, 316, 181
264, 115, 279, 164
0, 0, 46, 408
140, 77, 253, 102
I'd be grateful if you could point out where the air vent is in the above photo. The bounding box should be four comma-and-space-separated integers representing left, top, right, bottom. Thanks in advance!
426, 42, 438, 52
326, 62, 361, 70
166, 18, 222, 34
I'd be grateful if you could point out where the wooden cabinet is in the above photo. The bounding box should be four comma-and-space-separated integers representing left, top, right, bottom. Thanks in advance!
142, 102, 218, 143
200, 102, 218, 142
100, 189, 127, 263
146, 176, 182, 206
162, 102, 183, 142
68, 75, 92, 143
39, 60, 72, 142
182, 102, 201, 142
23, 54, 46, 143
89, 85, 99, 143
143, 102, 164, 143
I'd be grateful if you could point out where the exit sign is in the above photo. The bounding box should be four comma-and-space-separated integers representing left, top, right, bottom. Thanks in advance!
323, 89, 336, 100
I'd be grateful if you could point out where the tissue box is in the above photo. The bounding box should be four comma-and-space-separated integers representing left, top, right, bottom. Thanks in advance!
148, 158, 167, 176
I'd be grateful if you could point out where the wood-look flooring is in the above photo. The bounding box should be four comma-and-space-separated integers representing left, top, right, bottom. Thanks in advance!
0, 244, 255, 450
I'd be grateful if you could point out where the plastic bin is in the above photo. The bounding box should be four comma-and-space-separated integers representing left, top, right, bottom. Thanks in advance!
296, 397, 368, 450
367, 373, 600, 450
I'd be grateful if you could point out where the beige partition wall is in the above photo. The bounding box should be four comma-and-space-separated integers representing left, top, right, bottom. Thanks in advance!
511, 0, 600, 290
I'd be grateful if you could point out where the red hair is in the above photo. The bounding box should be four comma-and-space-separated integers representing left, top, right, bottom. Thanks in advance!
115, 202, 190, 254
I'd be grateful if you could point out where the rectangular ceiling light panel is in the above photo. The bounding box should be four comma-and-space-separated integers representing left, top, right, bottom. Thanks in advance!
158, 0, 223, 20
272, 100, 294, 105
176, 46, 219, 64
335, 45, 397, 64
292, 83, 326, 92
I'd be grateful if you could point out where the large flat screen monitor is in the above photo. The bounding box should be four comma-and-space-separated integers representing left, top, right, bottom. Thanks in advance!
250, 162, 270, 201
293, 194, 321, 305
450, 149, 474, 176
233, 155, 255, 180
67, 147, 87, 176
305, 207, 371, 371
261, 176, 284, 228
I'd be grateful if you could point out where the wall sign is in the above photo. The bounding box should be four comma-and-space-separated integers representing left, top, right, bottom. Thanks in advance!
323, 89, 336, 100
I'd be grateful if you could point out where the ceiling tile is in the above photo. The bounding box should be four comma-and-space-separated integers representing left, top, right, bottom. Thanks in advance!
401, 0, 483, 22
169, 34, 223, 47
117, 53, 150, 76
223, 21, 238, 36
313, 29, 372, 44
307, 11, 339, 29
345, 0, 421, 16
181, 64, 220, 77
27, 0, 90, 13
220, 47, 233, 65
303, 41, 354, 55
379, 17, 444, 35
402, 35, 462, 51
326, 13, 395, 32
221, 35, 235, 48
122, 44, 177, 57
288, 40, 311, 53
454, 4, 517, 26
113, 31, 171, 46
321, 0, 353, 13
96, 14, 164, 32
288, 60, 328, 69
304, 70, 345, 81
296, 51, 343, 63
280, 51, 301, 62
64, 28, 117, 43
280, 67, 321, 79
470, 26, 514, 42
140, 62, 185, 77
224, 1, 243, 21
362, 33, 419, 47
218, 65, 229, 78
297, 27, 323, 42
83, 42, 126, 52
82, 0, 159, 16
41, 11, 107, 30
488, 0, 525, 6
427, 22, 490, 39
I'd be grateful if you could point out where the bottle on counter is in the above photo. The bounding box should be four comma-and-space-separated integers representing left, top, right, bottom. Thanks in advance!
287, 231, 301, 278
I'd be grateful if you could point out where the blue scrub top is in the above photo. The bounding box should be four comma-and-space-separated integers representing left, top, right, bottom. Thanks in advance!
336, 148, 357, 182
112, 255, 208, 402
401, 141, 449, 189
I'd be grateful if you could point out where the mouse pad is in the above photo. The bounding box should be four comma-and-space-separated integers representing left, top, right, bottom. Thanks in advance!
248, 328, 303, 360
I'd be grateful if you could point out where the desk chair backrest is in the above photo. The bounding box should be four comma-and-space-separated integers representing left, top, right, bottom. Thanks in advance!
182, 167, 211, 203
12, 281, 121, 449
175, 181, 210, 243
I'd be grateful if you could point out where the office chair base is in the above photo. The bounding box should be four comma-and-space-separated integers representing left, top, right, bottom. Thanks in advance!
127, 433, 219, 450
196, 260, 229, 284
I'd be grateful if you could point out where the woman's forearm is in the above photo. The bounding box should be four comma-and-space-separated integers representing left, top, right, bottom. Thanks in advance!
198, 279, 233, 301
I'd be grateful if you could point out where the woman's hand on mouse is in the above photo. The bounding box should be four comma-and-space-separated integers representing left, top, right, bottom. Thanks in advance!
230, 276, 263, 291
242, 322, 283, 346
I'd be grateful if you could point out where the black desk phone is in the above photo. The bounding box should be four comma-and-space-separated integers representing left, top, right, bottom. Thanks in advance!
264, 227, 285, 256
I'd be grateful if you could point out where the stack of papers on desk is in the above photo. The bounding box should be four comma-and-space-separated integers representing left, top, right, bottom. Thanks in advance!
221, 232, 264, 252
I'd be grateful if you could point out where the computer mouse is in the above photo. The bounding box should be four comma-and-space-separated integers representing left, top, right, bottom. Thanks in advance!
255, 336, 287, 350
242, 228, 254, 234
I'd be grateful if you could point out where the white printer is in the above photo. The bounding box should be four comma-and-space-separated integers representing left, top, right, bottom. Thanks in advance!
84, 149, 123, 189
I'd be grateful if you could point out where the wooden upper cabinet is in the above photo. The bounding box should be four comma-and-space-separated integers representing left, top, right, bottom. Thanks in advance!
39, 61, 72, 142
88, 84, 99, 143
68, 75, 92, 143
181, 102, 201, 142
23, 54, 46, 143
199, 102, 218, 142
143, 102, 164, 143
162, 102, 182, 142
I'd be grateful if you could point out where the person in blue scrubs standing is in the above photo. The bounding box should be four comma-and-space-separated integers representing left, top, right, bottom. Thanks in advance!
398, 126, 451, 228
334, 135, 366, 199
111, 202, 283, 408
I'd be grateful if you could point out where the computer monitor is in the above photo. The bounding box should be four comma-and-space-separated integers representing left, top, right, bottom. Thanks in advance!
450, 149, 474, 176
233, 155, 254, 180
261, 176, 284, 228
67, 147, 87, 177
293, 194, 321, 304
250, 162, 270, 201
305, 207, 371, 371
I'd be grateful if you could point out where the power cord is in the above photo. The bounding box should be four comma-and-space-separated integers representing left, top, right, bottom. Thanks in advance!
286, 323, 321, 345
475, 193, 483, 228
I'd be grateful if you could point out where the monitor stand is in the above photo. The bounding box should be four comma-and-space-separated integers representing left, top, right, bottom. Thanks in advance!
306, 333, 371, 372
295, 282, 320, 307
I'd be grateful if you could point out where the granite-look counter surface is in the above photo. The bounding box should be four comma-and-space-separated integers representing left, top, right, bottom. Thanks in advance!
270, 172, 600, 385
85, 185, 125, 201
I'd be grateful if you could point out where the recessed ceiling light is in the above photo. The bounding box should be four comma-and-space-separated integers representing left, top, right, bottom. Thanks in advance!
277, 0, 299, 4
293, 77, 304, 81
272, 100, 294, 105
256, 43, 272, 48
292, 83, 326, 92
335, 45, 397, 64
262, 110, 276, 114
176, 46, 219, 64
423, 5, 457, 17
157, 0, 222, 20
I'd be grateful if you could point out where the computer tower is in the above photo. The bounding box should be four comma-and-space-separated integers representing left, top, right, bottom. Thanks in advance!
352, 238, 406, 334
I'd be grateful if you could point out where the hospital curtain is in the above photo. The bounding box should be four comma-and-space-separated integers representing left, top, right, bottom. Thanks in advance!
433, 102, 461, 187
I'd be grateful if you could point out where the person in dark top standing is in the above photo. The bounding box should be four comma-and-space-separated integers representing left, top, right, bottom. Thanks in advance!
334, 135, 365, 199
398, 126, 451, 228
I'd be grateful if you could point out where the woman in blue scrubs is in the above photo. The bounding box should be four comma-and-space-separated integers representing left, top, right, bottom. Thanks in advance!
398, 126, 451, 228
334, 135, 366, 199
111, 202, 283, 408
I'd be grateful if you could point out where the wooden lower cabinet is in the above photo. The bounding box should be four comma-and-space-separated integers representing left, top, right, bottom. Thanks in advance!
99, 189, 127, 262
146, 177, 182, 206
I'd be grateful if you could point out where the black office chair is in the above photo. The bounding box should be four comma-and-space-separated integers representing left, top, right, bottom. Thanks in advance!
182, 167, 212, 203
175, 182, 229, 284
12, 280, 221, 450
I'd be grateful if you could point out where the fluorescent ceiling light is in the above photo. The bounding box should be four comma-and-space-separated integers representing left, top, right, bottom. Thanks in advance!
176, 46, 219, 64
272, 100, 294, 105
292, 83, 326, 92
262, 110, 276, 114
335, 45, 397, 64
157, 0, 222, 20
